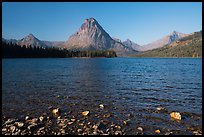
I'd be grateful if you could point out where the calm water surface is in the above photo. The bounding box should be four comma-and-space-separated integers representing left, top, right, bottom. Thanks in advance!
2, 58, 202, 135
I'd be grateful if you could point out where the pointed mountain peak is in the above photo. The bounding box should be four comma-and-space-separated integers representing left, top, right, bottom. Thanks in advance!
84, 17, 96, 23
19, 33, 40, 44
81, 17, 101, 30
83, 17, 99, 25
63, 17, 136, 56
169, 30, 184, 36
23, 33, 37, 41
27, 33, 35, 38
28, 33, 34, 36
172, 30, 178, 34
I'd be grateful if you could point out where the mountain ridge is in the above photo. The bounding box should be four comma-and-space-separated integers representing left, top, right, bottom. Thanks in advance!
2, 17, 199, 57
140, 31, 189, 51
130, 30, 202, 57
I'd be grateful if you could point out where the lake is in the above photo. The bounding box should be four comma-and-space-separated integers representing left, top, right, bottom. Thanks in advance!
2, 58, 202, 135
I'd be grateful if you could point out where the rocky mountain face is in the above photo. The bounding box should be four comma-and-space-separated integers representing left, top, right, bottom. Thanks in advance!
141, 31, 189, 51
63, 18, 137, 56
16, 33, 48, 48
122, 39, 143, 51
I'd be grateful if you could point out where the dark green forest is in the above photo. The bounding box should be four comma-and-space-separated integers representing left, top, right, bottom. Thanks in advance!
130, 30, 202, 58
2, 42, 117, 58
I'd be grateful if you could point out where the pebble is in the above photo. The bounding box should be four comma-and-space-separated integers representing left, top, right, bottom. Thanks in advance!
193, 131, 202, 135
156, 107, 165, 111
27, 123, 38, 130
82, 111, 89, 116
10, 125, 16, 133
71, 118, 76, 122
99, 104, 104, 109
170, 112, 181, 120
14, 122, 24, 128
25, 116, 30, 120
77, 129, 83, 132
155, 129, 160, 134
92, 125, 98, 130
137, 127, 143, 132
2, 128, 7, 132
115, 130, 122, 135
52, 108, 61, 116
67, 122, 74, 125
103, 113, 111, 118
32, 118, 38, 123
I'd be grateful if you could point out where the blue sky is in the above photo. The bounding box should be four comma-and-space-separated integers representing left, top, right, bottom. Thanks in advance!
2, 2, 202, 45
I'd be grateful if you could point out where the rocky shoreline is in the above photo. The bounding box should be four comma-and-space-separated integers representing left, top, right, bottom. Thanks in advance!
2, 107, 202, 135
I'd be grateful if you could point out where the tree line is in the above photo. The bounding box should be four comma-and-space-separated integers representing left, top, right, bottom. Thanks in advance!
2, 42, 117, 58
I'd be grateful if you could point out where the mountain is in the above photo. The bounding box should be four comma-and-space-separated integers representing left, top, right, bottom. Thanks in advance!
131, 30, 202, 57
2, 38, 18, 44
141, 31, 189, 51
122, 39, 143, 51
3, 34, 64, 48
16, 33, 48, 48
63, 17, 137, 56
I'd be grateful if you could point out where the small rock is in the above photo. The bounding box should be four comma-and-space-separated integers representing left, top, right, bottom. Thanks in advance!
71, 118, 76, 122
39, 116, 44, 122
123, 119, 130, 125
82, 111, 89, 116
67, 122, 73, 125
164, 132, 173, 135
57, 116, 61, 119
115, 125, 121, 130
99, 104, 104, 109
92, 125, 98, 130
14, 122, 24, 128
10, 125, 16, 133
156, 107, 165, 111
93, 131, 98, 135
27, 123, 38, 131
2, 128, 7, 132
193, 131, 202, 135
155, 129, 161, 134
103, 113, 111, 118
79, 123, 83, 126
52, 108, 61, 116
77, 129, 83, 132
61, 129, 65, 134
137, 127, 143, 132
170, 112, 181, 120
32, 118, 38, 123
25, 116, 30, 120
115, 130, 122, 135
38, 127, 45, 131
56, 95, 60, 98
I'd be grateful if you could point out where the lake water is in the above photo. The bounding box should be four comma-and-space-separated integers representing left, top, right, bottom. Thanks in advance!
2, 58, 202, 135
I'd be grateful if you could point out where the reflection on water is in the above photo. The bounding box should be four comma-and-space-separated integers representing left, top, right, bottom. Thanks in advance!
2, 58, 202, 134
